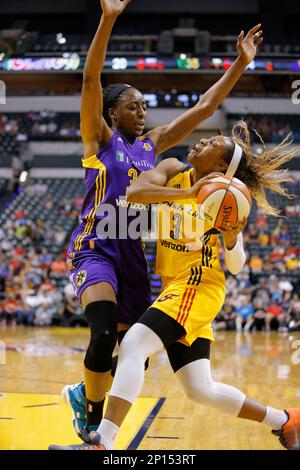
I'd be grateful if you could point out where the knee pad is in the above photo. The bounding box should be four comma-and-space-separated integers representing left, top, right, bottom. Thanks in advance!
84, 301, 118, 373
110, 329, 150, 377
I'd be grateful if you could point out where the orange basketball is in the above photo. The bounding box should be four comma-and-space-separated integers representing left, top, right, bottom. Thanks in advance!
196, 176, 252, 229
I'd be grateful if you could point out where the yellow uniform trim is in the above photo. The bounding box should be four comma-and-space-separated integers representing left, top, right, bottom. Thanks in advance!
74, 159, 107, 251
81, 154, 106, 171
67, 259, 76, 270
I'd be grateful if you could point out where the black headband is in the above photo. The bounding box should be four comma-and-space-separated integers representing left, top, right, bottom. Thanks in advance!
106, 84, 132, 109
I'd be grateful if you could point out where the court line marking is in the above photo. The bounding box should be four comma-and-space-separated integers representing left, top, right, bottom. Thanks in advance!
0, 376, 67, 385
158, 416, 185, 419
146, 436, 179, 439
127, 397, 166, 450
22, 403, 60, 408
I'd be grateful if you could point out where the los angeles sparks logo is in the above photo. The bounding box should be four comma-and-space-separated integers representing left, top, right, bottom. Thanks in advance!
143, 142, 152, 152
76, 270, 87, 286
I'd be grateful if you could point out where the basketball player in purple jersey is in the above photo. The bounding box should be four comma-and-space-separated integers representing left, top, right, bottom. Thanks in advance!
62, 0, 263, 442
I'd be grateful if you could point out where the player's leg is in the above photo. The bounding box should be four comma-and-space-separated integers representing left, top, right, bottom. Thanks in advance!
64, 249, 152, 440
168, 338, 300, 449
109, 261, 153, 379
110, 326, 150, 379
81, 282, 118, 428
49, 308, 185, 450
79, 307, 184, 450
62, 253, 119, 441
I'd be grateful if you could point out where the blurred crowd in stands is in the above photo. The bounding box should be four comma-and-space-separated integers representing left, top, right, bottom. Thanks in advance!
1, 107, 300, 331
0, 112, 80, 143
236, 115, 300, 144
0, 179, 299, 331
0, 181, 86, 327
2, 111, 300, 145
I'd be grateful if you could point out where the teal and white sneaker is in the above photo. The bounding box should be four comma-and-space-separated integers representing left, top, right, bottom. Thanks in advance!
61, 382, 90, 443
61, 382, 100, 442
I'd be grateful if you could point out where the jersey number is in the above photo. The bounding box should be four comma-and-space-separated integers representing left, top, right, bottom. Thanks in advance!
170, 213, 182, 240
128, 168, 138, 185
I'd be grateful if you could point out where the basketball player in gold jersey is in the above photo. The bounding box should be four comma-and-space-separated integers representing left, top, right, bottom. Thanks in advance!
60, 0, 266, 445
50, 120, 300, 450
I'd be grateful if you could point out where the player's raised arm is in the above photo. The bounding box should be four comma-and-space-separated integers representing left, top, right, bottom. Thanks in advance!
146, 24, 263, 155
126, 158, 224, 204
80, 0, 132, 158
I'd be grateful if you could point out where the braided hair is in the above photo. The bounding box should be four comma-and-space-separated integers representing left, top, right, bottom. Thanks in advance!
103, 83, 132, 127
223, 120, 295, 216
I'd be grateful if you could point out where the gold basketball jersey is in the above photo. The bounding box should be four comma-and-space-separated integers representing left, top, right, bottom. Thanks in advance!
155, 168, 223, 280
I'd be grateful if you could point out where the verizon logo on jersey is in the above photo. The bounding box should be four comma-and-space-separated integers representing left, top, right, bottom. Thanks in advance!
116, 197, 149, 211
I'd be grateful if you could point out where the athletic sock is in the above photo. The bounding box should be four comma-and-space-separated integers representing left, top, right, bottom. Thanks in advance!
262, 406, 288, 430
97, 418, 119, 450
86, 398, 105, 426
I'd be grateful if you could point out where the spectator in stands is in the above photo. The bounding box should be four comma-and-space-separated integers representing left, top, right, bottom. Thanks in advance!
255, 211, 268, 229
55, 227, 67, 245
253, 308, 267, 331
265, 299, 289, 331
252, 290, 269, 310
278, 225, 290, 247
249, 254, 263, 273
214, 302, 236, 331
279, 276, 294, 293
288, 303, 300, 331
270, 246, 285, 261
34, 301, 56, 326
258, 230, 269, 246
286, 254, 298, 271
48, 121, 58, 134
236, 271, 252, 295
52, 295, 86, 327
235, 295, 254, 332
247, 224, 258, 242
50, 255, 67, 278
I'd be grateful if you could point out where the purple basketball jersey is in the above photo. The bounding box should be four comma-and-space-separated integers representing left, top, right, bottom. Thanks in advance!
68, 131, 155, 257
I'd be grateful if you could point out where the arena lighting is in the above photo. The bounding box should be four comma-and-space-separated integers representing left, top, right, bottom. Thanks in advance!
246, 60, 255, 71
136, 57, 164, 70
56, 33, 66, 45
4, 55, 81, 71
266, 61, 273, 71
211, 57, 222, 69
143, 93, 158, 107
2, 55, 300, 73
111, 57, 128, 70
19, 171, 28, 183
177, 55, 200, 70
177, 94, 190, 107
223, 59, 231, 70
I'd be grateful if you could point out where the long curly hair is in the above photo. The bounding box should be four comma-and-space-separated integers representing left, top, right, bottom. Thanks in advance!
224, 120, 295, 216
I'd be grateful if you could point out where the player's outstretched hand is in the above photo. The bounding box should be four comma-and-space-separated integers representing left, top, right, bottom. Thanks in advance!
101, 0, 132, 18
237, 23, 263, 65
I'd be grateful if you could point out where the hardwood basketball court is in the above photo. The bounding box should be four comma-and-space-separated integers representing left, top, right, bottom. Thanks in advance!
1, 326, 299, 450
